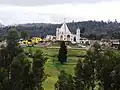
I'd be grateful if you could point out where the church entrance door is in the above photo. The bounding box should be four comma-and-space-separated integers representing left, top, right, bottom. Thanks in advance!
60, 35, 63, 40
67, 35, 70, 41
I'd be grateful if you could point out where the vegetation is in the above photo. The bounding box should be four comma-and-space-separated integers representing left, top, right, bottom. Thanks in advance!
30, 49, 47, 90
1, 20, 120, 39
0, 29, 47, 90
58, 41, 67, 64
20, 31, 29, 40
24, 47, 86, 90
55, 42, 120, 90
1, 27, 120, 90
55, 70, 74, 90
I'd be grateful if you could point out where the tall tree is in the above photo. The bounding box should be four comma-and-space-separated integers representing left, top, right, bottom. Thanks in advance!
5, 28, 23, 68
74, 42, 103, 90
58, 41, 67, 64
111, 64, 120, 90
67, 75, 74, 90
74, 59, 85, 90
0, 28, 23, 90
7, 28, 19, 48
98, 49, 119, 90
55, 70, 74, 90
10, 52, 32, 90
31, 50, 47, 90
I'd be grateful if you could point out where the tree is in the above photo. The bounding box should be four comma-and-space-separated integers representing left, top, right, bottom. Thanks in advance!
74, 60, 85, 90
6, 28, 23, 57
58, 41, 67, 64
55, 70, 74, 90
5, 28, 23, 68
67, 75, 74, 90
10, 52, 32, 90
7, 28, 20, 48
21, 31, 29, 40
0, 28, 23, 90
83, 42, 120, 90
87, 34, 96, 40
0, 68, 9, 90
111, 64, 120, 90
81, 27, 85, 33
31, 50, 47, 90
74, 42, 103, 90
98, 49, 120, 90
0, 28, 23, 70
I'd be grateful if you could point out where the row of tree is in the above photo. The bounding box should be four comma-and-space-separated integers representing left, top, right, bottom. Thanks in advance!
0, 27, 29, 41
55, 42, 120, 90
1, 28, 120, 90
0, 29, 47, 90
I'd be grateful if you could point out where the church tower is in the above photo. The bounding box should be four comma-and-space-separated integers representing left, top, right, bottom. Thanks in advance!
76, 28, 81, 43
56, 28, 59, 40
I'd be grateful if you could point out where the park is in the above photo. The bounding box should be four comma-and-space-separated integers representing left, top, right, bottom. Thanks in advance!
1, 21, 120, 90
24, 46, 86, 90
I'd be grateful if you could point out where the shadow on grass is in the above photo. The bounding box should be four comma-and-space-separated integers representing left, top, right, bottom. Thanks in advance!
54, 61, 69, 72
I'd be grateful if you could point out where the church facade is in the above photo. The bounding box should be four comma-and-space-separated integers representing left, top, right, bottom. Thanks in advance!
46, 21, 81, 43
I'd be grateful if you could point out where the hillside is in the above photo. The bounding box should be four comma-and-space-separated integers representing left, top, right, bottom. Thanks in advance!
0, 20, 120, 39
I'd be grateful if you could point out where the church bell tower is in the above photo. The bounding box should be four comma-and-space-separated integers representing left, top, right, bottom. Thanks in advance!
76, 28, 80, 43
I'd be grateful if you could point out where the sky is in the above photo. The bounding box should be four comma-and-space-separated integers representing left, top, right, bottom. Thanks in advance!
0, 0, 120, 25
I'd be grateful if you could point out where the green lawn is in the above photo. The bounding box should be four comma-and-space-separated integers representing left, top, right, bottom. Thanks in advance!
24, 47, 86, 90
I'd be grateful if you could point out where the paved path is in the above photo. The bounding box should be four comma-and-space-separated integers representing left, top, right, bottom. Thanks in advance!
46, 46, 89, 50
35, 42, 91, 50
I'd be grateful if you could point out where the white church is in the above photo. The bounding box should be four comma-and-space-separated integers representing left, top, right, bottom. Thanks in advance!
46, 20, 89, 44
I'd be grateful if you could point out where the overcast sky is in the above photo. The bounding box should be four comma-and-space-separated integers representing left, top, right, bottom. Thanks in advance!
0, 0, 120, 25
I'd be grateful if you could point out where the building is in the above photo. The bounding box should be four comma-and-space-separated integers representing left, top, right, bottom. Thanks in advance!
46, 20, 81, 43
46, 35, 56, 41
110, 39, 120, 49
79, 38, 90, 45
100, 39, 120, 49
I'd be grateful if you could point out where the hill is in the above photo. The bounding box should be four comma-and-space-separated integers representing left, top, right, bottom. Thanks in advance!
0, 20, 120, 40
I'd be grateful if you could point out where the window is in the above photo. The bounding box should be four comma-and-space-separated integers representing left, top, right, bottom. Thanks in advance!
28, 40, 31, 42
23, 42, 26, 44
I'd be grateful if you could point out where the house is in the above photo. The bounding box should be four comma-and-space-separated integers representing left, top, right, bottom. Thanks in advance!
46, 35, 56, 41
79, 38, 90, 45
110, 39, 120, 49
101, 39, 120, 49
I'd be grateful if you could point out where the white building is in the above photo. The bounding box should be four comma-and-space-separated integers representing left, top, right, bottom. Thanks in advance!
79, 38, 90, 45
46, 35, 56, 41
46, 20, 81, 43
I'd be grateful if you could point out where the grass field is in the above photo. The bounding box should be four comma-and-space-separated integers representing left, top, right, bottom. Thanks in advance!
24, 47, 86, 90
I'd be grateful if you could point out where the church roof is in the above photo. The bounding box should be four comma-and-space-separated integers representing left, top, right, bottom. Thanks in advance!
59, 21, 71, 34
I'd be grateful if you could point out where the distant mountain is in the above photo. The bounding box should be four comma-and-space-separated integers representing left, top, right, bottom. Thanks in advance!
19, 23, 51, 27
0, 20, 120, 40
